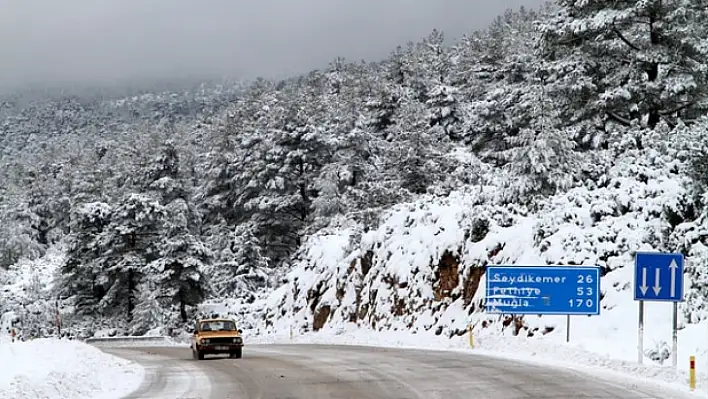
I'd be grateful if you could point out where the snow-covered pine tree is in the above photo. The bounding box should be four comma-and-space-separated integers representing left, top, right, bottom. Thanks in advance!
540, 0, 708, 132
148, 227, 210, 323
143, 141, 210, 323
208, 222, 269, 299
360, 78, 399, 134
60, 201, 113, 315
681, 118, 708, 194
97, 193, 165, 321
462, 5, 550, 155
415, 30, 463, 141
499, 66, 579, 203
236, 76, 334, 262
131, 278, 165, 334
388, 96, 454, 196
501, 125, 578, 202
196, 79, 280, 256
310, 163, 348, 229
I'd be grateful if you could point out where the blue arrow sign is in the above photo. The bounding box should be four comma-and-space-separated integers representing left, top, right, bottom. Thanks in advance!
634, 252, 684, 302
485, 266, 600, 315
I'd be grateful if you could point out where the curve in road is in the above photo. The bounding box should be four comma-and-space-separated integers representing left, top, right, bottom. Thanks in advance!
105, 344, 690, 399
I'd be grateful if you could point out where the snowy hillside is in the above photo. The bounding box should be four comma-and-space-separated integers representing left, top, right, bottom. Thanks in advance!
261, 143, 707, 371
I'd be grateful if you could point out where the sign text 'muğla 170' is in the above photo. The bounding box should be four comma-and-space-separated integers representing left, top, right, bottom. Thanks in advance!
485, 266, 601, 315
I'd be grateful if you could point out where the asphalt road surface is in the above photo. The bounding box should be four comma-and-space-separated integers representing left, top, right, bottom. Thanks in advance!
104, 344, 690, 399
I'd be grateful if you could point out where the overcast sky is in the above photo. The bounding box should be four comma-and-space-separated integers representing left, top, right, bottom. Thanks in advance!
0, 0, 546, 91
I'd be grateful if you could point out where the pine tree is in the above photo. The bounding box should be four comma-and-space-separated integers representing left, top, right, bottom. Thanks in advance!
98, 193, 165, 321
148, 229, 210, 323
60, 201, 113, 315
234, 78, 334, 262
499, 68, 579, 202
131, 279, 165, 334
143, 141, 210, 323
540, 0, 708, 130
416, 30, 463, 140
388, 97, 454, 196
463, 6, 551, 154
209, 222, 269, 298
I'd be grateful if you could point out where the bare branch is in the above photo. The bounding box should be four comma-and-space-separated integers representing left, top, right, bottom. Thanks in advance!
611, 23, 642, 51
606, 111, 632, 126
660, 101, 696, 116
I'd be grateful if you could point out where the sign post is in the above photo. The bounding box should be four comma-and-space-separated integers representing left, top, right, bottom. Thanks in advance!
485, 265, 601, 341
638, 300, 644, 364
634, 252, 684, 368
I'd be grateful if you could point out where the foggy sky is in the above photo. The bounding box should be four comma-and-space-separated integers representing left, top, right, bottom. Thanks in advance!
0, 0, 546, 91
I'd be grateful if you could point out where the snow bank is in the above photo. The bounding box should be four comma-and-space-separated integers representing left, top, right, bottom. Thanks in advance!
0, 338, 144, 399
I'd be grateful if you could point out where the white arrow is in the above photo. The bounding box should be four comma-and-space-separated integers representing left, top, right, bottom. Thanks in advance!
639, 268, 649, 295
669, 259, 678, 297
653, 268, 661, 296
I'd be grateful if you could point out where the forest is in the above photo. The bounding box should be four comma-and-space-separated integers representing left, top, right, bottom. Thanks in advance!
1, 1, 708, 335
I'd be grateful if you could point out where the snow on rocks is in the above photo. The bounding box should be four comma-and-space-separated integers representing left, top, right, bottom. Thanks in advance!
0, 338, 144, 399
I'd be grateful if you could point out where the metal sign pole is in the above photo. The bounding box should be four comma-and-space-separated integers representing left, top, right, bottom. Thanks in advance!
638, 300, 644, 364
566, 315, 570, 343
672, 302, 678, 369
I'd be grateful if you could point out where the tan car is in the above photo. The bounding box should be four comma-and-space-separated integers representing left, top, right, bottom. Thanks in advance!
190, 318, 244, 360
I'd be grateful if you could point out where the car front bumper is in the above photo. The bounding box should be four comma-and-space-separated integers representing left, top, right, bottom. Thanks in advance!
196, 343, 243, 353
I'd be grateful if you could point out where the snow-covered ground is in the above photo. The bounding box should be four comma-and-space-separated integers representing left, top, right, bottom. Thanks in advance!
0, 337, 144, 399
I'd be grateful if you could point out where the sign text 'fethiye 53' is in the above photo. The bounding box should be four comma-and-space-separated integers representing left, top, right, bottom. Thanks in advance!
485, 265, 601, 315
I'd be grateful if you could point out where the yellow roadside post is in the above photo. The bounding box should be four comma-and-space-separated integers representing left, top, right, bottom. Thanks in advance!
689, 356, 696, 391
468, 324, 474, 348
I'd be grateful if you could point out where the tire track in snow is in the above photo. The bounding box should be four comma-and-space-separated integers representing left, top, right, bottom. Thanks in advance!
104, 348, 212, 399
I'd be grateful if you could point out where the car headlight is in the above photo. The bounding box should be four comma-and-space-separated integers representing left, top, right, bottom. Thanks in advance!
202, 339, 210, 345
233, 337, 242, 343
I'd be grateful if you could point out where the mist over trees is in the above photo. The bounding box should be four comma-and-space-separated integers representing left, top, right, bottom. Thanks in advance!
1, 1, 707, 335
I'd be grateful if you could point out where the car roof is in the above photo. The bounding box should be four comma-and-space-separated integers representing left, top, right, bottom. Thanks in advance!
198, 318, 234, 323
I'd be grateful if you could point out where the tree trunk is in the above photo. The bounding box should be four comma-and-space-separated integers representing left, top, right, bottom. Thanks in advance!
646, 14, 661, 129
179, 292, 187, 322
127, 268, 135, 321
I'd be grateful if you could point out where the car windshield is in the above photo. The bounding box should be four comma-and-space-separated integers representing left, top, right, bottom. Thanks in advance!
200, 320, 236, 331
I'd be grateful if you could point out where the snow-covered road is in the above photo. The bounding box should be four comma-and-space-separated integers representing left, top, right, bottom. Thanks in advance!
107, 344, 693, 398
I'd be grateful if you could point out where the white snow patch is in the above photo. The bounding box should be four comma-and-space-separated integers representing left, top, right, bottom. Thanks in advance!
0, 338, 144, 399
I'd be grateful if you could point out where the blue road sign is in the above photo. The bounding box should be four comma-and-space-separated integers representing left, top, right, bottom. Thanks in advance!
634, 252, 684, 302
485, 266, 601, 315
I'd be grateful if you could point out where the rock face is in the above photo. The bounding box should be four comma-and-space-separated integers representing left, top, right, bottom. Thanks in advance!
434, 251, 460, 301
262, 149, 697, 340
263, 191, 536, 337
